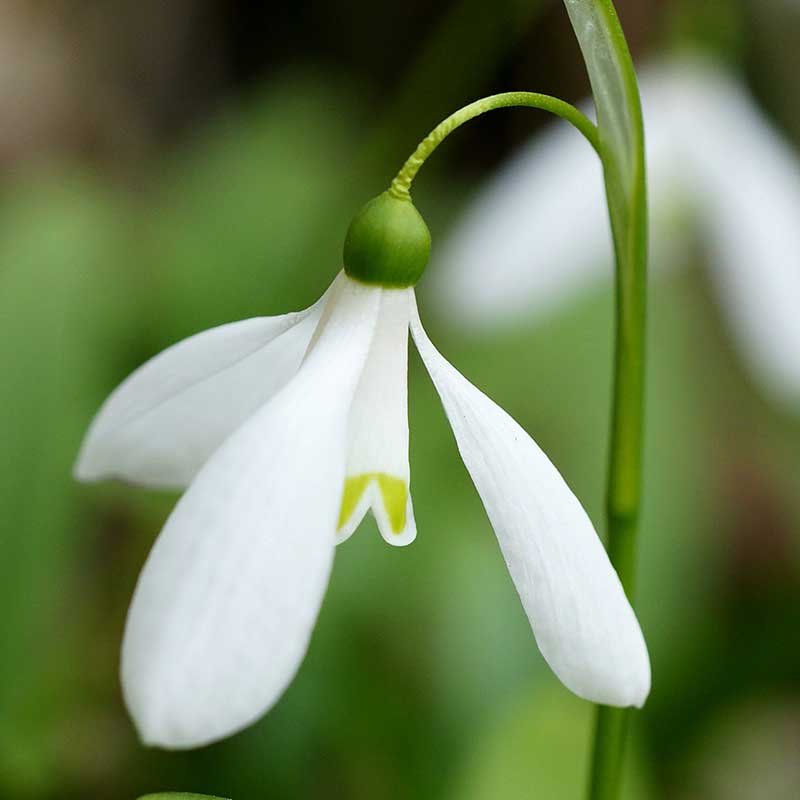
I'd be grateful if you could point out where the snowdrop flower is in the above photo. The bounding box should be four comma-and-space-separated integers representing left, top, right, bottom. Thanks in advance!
76, 190, 649, 750
433, 56, 800, 407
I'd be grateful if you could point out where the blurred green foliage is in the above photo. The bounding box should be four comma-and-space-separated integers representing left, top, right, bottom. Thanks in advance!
0, 1, 799, 799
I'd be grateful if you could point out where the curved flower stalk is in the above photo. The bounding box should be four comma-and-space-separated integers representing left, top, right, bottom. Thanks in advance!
76, 208, 649, 748
431, 55, 800, 408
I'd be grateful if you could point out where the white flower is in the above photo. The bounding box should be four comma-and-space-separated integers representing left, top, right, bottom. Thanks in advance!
431, 56, 800, 408
76, 268, 649, 750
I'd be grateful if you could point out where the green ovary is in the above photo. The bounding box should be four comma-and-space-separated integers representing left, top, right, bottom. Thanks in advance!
337, 473, 408, 534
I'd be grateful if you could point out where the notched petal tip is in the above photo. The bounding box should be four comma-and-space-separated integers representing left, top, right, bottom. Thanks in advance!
372, 473, 417, 547
335, 473, 417, 547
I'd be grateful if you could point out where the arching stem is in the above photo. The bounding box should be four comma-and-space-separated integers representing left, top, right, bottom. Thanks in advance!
389, 92, 599, 199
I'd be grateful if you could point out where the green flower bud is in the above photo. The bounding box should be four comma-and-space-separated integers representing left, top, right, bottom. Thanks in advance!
343, 191, 431, 288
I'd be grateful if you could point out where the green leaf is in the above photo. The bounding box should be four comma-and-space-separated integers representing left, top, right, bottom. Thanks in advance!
562, 0, 642, 197
562, 0, 646, 311
560, 0, 648, 581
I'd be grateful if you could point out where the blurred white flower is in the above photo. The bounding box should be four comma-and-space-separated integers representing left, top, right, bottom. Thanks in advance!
76, 270, 649, 749
432, 56, 800, 407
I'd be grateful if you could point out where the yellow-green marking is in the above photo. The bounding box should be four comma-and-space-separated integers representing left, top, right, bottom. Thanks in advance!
338, 473, 408, 534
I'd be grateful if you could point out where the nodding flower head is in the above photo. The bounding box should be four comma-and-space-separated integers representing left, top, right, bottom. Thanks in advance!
76, 187, 648, 750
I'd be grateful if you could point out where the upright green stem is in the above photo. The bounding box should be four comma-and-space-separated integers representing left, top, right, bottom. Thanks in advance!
588, 213, 645, 800
388, 91, 599, 198
588, 165, 647, 800
589, 218, 646, 798
562, 2, 649, 798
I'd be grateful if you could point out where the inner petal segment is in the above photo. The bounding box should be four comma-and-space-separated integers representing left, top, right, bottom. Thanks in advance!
336, 288, 416, 547
338, 472, 410, 537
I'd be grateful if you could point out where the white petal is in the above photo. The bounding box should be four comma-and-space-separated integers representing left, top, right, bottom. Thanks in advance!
410, 299, 650, 707
121, 274, 380, 749
667, 58, 800, 406
337, 288, 416, 547
75, 292, 328, 489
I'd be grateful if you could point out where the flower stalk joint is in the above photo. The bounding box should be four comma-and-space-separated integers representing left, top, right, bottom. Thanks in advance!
343, 191, 431, 288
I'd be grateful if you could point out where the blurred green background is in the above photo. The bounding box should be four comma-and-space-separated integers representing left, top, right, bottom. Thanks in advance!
1, 1, 799, 798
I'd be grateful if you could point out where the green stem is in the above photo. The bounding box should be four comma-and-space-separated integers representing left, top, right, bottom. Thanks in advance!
593, 150, 646, 800
588, 517, 641, 799
589, 706, 631, 800
589, 75, 647, 800
388, 92, 599, 198
568, 2, 648, 799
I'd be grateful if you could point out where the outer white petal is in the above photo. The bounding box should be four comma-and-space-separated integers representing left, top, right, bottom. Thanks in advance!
75, 293, 328, 489
121, 274, 380, 749
410, 299, 650, 707
667, 58, 800, 405
337, 288, 416, 547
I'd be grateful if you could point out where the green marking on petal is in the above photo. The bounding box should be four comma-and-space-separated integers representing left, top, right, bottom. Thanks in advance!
337, 473, 408, 535
338, 475, 372, 530
376, 474, 408, 534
